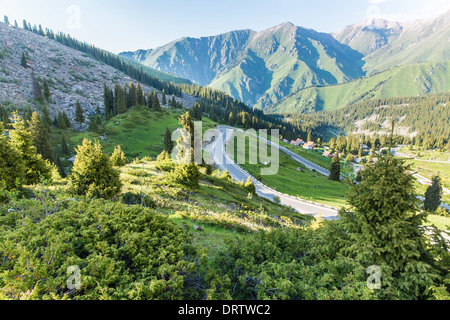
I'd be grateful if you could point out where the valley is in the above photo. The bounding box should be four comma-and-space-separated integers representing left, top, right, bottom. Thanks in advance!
0, 4, 449, 303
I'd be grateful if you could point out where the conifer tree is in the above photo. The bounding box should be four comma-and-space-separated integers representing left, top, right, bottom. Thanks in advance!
147, 92, 153, 109
87, 117, 99, 133
424, 175, 443, 212
173, 112, 201, 188
136, 83, 145, 106
331, 151, 440, 299
164, 127, 174, 153
31, 75, 42, 100
41, 105, 52, 131
63, 111, 71, 128
61, 134, 70, 155
56, 111, 66, 129
43, 79, 51, 101
110, 145, 128, 167
152, 90, 162, 111
21, 52, 28, 68
329, 154, 341, 182
162, 90, 167, 105
28, 111, 54, 162
0, 122, 25, 190
9, 112, 52, 184
75, 100, 85, 128
116, 86, 127, 114
68, 139, 122, 199
128, 82, 137, 108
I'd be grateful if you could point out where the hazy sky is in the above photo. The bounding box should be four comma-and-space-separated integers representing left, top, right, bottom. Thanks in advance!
1, 0, 449, 53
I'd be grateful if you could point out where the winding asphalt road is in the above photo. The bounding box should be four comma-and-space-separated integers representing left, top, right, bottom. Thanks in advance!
204, 126, 339, 220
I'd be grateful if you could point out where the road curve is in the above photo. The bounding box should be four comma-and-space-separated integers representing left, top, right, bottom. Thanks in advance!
204, 126, 339, 220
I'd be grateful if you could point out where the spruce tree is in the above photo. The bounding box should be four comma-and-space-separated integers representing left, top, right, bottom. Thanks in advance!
75, 100, 85, 128
329, 154, 341, 182
424, 175, 443, 212
331, 152, 440, 299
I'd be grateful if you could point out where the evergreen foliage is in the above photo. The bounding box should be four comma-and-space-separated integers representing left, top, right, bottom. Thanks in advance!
424, 175, 443, 212
0, 122, 25, 191
9, 112, 52, 185
329, 154, 341, 182
68, 139, 122, 199
327, 152, 441, 299
110, 145, 128, 167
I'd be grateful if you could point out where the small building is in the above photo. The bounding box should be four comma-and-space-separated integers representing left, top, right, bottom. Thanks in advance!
296, 139, 305, 145
290, 140, 299, 146
323, 151, 334, 158
303, 141, 316, 150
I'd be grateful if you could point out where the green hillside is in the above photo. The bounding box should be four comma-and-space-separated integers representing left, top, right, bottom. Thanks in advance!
269, 60, 450, 114
122, 23, 365, 109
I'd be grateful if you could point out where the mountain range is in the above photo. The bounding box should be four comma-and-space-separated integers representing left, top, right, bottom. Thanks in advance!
120, 10, 450, 114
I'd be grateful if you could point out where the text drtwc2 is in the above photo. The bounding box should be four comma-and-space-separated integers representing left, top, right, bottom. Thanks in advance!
178, 304, 271, 317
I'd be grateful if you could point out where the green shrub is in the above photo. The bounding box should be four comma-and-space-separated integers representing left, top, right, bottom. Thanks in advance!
0, 200, 196, 300
68, 139, 122, 199
155, 151, 175, 172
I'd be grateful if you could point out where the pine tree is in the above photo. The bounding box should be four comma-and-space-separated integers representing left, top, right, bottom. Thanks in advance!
0, 122, 25, 190
4, 15, 10, 25
43, 79, 51, 101
9, 112, 52, 184
75, 100, 85, 128
164, 127, 174, 153
424, 175, 443, 212
68, 139, 122, 199
329, 154, 341, 182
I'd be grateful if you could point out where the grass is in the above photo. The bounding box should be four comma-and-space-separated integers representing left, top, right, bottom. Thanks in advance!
425, 214, 450, 231
229, 131, 349, 208
278, 140, 355, 175
65, 106, 217, 160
